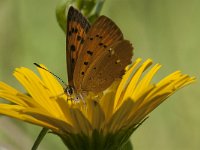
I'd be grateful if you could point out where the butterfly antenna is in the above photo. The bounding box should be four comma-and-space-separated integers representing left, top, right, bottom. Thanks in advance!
33, 63, 68, 88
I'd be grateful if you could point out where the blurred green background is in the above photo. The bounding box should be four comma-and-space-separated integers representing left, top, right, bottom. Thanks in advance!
0, 0, 199, 149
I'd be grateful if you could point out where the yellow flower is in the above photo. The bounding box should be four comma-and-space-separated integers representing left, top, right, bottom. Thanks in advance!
0, 58, 195, 150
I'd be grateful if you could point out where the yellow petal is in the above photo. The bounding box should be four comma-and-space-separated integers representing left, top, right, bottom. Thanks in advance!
131, 64, 161, 99
87, 100, 105, 130
105, 99, 135, 133
24, 109, 74, 133
114, 58, 142, 108
100, 91, 115, 120
0, 104, 57, 131
69, 108, 92, 135
0, 82, 32, 106
14, 67, 65, 117
123, 59, 153, 102
37, 65, 65, 97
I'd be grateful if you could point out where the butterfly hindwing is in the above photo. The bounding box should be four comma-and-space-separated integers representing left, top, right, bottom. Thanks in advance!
73, 16, 125, 91
82, 40, 133, 92
66, 7, 90, 86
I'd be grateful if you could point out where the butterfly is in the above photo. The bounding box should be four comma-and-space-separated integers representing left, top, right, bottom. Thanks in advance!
66, 6, 133, 99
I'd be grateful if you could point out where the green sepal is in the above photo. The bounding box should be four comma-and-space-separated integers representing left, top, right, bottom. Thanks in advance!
56, 0, 105, 32
76, 0, 84, 10
120, 140, 133, 150
60, 128, 135, 150
82, 0, 96, 16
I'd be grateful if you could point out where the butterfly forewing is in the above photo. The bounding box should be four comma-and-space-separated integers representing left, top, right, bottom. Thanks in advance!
73, 16, 126, 91
81, 40, 133, 92
67, 7, 90, 86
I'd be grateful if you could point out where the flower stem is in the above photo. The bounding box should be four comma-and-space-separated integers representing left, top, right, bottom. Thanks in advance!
31, 128, 48, 150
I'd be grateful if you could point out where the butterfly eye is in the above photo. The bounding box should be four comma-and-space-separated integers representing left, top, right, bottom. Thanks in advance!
65, 86, 74, 95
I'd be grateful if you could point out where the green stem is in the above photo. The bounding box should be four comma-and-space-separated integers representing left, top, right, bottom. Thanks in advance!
88, 0, 105, 23
94, 0, 105, 16
31, 128, 48, 150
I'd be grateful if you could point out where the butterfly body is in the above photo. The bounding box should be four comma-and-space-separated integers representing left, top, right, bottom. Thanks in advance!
66, 7, 133, 98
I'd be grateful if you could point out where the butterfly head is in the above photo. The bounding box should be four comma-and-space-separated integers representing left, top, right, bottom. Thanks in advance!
65, 86, 87, 104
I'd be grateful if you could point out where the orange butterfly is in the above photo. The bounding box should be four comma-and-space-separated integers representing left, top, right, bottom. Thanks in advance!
66, 7, 133, 99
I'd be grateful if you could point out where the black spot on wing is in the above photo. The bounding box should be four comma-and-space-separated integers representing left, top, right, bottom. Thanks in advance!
80, 38, 84, 44
77, 35, 82, 41
72, 58, 75, 63
70, 45, 76, 51
68, 31, 72, 36
87, 50, 93, 56
84, 62, 89, 65
99, 43, 103, 46
74, 28, 78, 33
